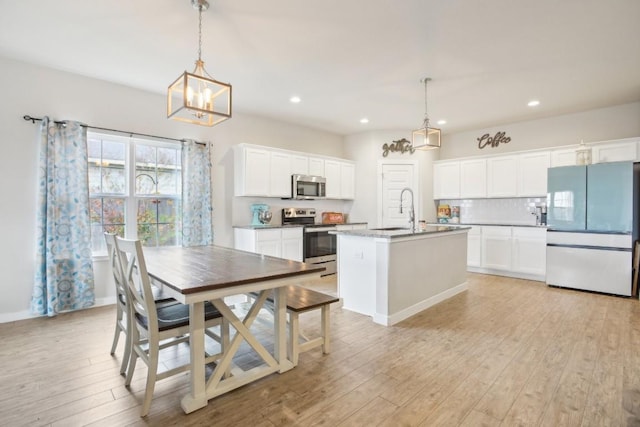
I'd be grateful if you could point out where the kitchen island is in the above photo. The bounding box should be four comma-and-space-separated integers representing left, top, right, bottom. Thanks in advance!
334, 226, 470, 326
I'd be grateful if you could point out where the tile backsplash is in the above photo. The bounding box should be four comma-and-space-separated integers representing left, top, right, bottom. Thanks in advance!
439, 198, 547, 226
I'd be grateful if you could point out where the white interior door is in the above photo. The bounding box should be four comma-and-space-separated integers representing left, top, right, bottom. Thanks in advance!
380, 163, 416, 228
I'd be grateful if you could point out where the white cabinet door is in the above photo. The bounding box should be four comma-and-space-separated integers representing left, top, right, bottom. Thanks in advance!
487, 156, 517, 197
511, 227, 546, 276
281, 227, 303, 262
467, 226, 482, 267
592, 142, 638, 164
517, 152, 550, 197
550, 148, 577, 167
308, 157, 325, 177
242, 227, 304, 261
324, 160, 341, 199
481, 226, 512, 271
460, 159, 487, 198
291, 155, 309, 175
256, 240, 281, 258
269, 151, 292, 197
240, 147, 270, 196
433, 161, 460, 199
340, 162, 355, 199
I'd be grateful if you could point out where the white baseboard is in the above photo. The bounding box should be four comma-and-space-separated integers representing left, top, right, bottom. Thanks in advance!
467, 267, 544, 282
0, 296, 116, 324
373, 281, 468, 326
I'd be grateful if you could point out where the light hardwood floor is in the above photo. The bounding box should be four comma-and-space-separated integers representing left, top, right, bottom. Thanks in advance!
1, 273, 640, 426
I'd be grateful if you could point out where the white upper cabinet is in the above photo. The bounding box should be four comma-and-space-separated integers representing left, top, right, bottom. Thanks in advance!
550, 148, 577, 167
235, 144, 354, 199
340, 162, 356, 199
324, 159, 356, 199
291, 155, 309, 175
517, 151, 550, 197
324, 160, 341, 199
460, 159, 487, 198
487, 156, 517, 197
235, 146, 270, 196
269, 151, 292, 197
592, 141, 638, 164
433, 161, 460, 200
308, 157, 325, 177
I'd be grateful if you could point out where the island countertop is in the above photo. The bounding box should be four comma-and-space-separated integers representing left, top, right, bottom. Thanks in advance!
331, 225, 470, 239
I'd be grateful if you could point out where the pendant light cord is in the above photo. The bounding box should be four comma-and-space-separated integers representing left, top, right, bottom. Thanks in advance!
423, 78, 431, 128
197, 5, 203, 62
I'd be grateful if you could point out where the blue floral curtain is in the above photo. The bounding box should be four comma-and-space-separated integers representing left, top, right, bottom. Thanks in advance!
32, 117, 95, 316
181, 140, 213, 246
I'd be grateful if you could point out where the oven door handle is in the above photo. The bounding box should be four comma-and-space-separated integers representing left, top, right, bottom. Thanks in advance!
305, 227, 337, 232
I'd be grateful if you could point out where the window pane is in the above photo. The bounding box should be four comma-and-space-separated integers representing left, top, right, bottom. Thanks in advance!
136, 144, 156, 166
158, 147, 178, 168
137, 224, 158, 246
90, 198, 103, 225
136, 172, 157, 195
158, 224, 179, 246
103, 140, 125, 162
138, 199, 158, 223
157, 170, 180, 195
102, 165, 125, 194
89, 197, 126, 252
103, 198, 125, 225
88, 139, 102, 193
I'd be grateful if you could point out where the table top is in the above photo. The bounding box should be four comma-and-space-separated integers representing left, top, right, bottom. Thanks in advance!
143, 245, 325, 295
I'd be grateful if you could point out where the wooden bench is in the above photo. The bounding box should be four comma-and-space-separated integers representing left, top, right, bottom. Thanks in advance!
248, 285, 339, 366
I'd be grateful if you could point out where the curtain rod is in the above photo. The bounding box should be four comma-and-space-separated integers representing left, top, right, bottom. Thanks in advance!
22, 115, 207, 146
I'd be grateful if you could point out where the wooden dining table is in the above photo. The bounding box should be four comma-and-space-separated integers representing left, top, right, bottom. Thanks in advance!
142, 245, 324, 414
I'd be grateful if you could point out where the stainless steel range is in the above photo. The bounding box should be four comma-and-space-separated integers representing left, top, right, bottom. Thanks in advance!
282, 207, 337, 276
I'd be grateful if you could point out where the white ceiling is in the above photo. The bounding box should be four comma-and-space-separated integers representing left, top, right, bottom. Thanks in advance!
1, 0, 639, 135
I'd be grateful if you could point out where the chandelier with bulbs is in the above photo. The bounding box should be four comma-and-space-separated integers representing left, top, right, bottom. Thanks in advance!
167, 0, 232, 126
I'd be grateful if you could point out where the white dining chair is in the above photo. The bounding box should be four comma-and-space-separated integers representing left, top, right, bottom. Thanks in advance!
105, 232, 179, 376
115, 237, 229, 417
105, 232, 132, 375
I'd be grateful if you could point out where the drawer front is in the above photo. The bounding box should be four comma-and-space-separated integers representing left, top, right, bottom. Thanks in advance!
547, 231, 631, 248
256, 229, 282, 241
282, 227, 302, 239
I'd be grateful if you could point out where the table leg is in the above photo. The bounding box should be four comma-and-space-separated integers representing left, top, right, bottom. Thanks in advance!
180, 301, 207, 414
274, 287, 294, 373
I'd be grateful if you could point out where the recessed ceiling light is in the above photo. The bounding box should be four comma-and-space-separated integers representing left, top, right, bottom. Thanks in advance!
360, 118, 369, 124
290, 96, 301, 103
437, 120, 447, 126
528, 100, 540, 107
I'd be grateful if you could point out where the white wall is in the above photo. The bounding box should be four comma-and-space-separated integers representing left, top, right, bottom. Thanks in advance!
344, 131, 439, 227
440, 102, 640, 160
0, 56, 344, 321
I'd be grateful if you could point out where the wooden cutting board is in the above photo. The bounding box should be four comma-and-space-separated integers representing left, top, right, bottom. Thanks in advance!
322, 212, 344, 224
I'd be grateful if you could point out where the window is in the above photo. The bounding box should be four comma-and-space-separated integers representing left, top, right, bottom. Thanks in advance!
88, 132, 182, 254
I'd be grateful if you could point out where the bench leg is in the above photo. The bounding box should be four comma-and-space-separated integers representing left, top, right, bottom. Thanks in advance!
289, 312, 300, 366
321, 305, 331, 354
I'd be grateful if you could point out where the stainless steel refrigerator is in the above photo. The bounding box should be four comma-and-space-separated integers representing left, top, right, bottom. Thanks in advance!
546, 161, 639, 296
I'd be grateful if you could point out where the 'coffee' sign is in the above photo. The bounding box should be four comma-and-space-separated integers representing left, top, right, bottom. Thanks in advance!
477, 132, 511, 149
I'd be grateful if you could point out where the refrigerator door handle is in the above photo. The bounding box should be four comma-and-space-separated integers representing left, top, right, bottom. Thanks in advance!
546, 243, 632, 252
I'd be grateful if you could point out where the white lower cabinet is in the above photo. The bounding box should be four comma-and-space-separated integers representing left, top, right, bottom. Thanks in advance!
234, 227, 303, 262
511, 227, 547, 276
481, 226, 512, 271
467, 226, 482, 267
470, 225, 546, 280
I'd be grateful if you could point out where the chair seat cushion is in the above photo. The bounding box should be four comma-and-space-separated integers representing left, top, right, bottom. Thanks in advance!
135, 301, 222, 332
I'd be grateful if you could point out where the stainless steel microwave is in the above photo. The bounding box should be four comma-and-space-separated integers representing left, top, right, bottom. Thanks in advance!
292, 174, 326, 199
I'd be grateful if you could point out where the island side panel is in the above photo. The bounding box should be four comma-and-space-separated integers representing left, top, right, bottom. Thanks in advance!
378, 231, 468, 325
336, 234, 378, 316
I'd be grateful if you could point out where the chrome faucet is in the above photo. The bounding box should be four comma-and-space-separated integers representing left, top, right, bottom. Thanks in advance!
399, 187, 415, 232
